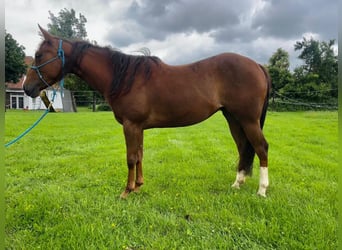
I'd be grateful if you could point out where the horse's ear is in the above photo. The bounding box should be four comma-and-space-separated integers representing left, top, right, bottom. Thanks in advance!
38, 24, 53, 42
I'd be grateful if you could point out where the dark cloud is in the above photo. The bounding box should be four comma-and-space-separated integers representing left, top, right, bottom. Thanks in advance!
108, 0, 339, 47
210, 25, 257, 44
6, 0, 337, 68
102, 0, 337, 66
128, 0, 239, 32
252, 0, 338, 40
107, 0, 256, 45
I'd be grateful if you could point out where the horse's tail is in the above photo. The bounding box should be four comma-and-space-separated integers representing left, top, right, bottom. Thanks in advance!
258, 64, 271, 130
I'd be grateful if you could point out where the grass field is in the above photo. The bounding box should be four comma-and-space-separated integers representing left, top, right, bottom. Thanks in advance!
5, 110, 337, 249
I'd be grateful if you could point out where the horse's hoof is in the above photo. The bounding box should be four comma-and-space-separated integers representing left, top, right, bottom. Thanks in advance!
257, 189, 267, 198
231, 182, 241, 189
133, 182, 143, 193
231, 171, 246, 189
120, 190, 130, 199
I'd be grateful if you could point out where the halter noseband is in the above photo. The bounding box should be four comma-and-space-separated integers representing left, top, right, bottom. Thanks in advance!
31, 39, 65, 89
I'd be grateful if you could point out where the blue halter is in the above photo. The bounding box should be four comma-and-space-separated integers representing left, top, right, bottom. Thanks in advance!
31, 39, 65, 91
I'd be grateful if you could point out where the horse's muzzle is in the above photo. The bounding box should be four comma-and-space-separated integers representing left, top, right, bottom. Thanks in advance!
23, 84, 40, 98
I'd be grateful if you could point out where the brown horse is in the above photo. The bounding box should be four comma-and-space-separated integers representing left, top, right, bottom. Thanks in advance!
24, 26, 271, 198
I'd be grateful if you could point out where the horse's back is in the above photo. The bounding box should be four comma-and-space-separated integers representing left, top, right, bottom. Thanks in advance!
115, 52, 269, 128
159, 52, 268, 109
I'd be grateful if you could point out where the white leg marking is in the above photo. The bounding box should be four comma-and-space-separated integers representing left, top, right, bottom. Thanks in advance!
257, 166, 269, 197
231, 170, 246, 189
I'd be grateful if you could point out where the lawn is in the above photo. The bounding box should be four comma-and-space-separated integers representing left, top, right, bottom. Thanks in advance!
5, 110, 338, 249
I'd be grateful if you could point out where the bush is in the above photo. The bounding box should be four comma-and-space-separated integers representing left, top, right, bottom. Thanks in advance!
96, 103, 111, 111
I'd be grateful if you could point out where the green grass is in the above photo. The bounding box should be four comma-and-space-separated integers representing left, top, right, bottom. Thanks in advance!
5, 110, 337, 249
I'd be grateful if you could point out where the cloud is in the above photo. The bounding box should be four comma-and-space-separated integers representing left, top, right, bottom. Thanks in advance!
132, 0, 238, 32
252, 0, 338, 40
108, 0, 258, 44
5, 0, 338, 69
106, 21, 144, 47
120, 31, 218, 65
107, 0, 339, 50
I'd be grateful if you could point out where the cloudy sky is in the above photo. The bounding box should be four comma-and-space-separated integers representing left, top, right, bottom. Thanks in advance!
5, 0, 338, 69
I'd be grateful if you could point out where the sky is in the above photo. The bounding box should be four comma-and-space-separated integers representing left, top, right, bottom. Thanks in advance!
5, 0, 338, 70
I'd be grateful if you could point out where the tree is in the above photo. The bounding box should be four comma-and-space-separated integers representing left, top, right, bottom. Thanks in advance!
266, 38, 337, 108
319, 40, 338, 97
5, 31, 26, 83
47, 8, 91, 95
294, 37, 321, 73
283, 66, 331, 102
294, 37, 337, 98
48, 8, 87, 39
267, 48, 293, 93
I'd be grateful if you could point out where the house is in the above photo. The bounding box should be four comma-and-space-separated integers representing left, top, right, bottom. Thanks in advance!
5, 56, 77, 112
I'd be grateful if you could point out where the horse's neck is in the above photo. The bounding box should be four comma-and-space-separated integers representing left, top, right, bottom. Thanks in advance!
70, 48, 112, 96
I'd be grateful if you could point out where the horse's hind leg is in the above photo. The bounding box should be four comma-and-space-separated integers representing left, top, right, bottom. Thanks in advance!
241, 121, 269, 197
223, 110, 255, 189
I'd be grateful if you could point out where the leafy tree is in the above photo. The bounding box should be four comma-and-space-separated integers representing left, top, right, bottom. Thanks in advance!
266, 38, 337, 108
283, 66, 331, 102
48, 8, 87, 39
267, 48, 293, 93
5, 31, 26, 82
47, 8, 92, 95
269, 48, 290, 69
319, 40, 338, 97
294, 37, 321, 73
294, 37, 337, 98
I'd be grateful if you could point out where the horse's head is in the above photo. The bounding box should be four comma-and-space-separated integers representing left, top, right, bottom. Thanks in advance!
23, 25, 65, 98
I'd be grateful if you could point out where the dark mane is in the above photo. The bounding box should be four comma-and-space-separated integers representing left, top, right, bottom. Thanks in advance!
70, 40, 160, 97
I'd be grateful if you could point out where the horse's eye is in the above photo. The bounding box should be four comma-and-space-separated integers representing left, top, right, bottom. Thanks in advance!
35, 53, 42, 60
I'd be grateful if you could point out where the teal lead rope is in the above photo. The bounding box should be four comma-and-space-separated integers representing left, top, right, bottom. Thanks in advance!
5, 90, 57, 148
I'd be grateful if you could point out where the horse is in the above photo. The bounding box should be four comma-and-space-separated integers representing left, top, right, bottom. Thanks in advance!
23, 25, 271, 198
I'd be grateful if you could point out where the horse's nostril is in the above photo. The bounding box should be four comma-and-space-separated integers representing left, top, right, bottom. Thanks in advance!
23, 85, 34, 97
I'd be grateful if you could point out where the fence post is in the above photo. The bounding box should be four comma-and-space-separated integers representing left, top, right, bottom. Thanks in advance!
92, 91, 96, 112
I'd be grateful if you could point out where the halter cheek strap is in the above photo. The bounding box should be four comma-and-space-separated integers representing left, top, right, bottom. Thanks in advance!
57, 39, 65, 92
31, 39, 65, 89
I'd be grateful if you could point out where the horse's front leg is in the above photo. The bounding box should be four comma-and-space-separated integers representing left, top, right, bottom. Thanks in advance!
134, 146, 144, 193
120, 122, 144, 199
